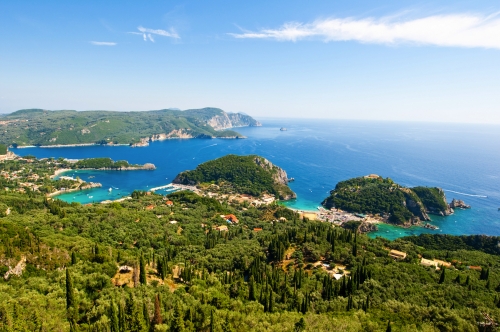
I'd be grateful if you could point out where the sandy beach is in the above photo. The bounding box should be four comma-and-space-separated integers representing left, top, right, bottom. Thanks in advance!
50, 168, 72, 179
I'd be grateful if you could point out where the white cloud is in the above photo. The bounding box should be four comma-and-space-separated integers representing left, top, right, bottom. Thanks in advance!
129, 26, 179, 42
90, 41, 117, 46
229, 12, 500, 49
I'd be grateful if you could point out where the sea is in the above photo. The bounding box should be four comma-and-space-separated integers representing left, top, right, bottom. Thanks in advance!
13, 118, 500, 240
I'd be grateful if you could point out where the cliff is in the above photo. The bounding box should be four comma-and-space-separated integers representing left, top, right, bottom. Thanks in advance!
206, 112, 262, 131
173, 154, 296, 200
412, 187, 454, 216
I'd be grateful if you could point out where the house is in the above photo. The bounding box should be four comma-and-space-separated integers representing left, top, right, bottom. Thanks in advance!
169, 220, 178, 224
166, 200, 174, 206
420, 258, 439, 268
388, 249, 407, 260
225, 214, 239, 223
216, 225, 228, 232
468, 266, 482, 271
253, 228, 263, 232
145, 205, 155, 210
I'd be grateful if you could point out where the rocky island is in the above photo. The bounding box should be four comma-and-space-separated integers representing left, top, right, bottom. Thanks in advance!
173, 154, 296, 201
0, 107, 261, 147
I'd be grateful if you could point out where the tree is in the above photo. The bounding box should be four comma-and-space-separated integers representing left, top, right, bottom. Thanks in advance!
66, 269, 75, 309
210, 309, 214, 332
294, 318, 306, 332
248, 276, 256, 301
71, 252, 77, 265
170, 303, 185, 332
152, 294, 162, 327
140, 254, 147, 285
386, 321, 392, 332
110, 301, 119, 332
438, 267, 446, 284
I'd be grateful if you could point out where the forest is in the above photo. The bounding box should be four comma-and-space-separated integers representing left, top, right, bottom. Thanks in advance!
322, 177, 450, 225
173, 155, 295, 200
0, 108, 259, 146
1, 184, 500, 331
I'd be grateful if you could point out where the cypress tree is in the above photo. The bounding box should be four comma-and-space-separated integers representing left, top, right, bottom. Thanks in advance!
152, 294, 162, 327
119, 300, 126, 332
65, 269, 75, 309
465, 275, 471, 286
71, 252, 77, 265
171, 303, 185, 332
110, 301, 119, 332
386, 321, 392, 332
268, 290, 273, 313
143, 302, 150, 329
248, 276, 256, 301
140, 254, 147, 285
438, 267, 446, 284
210, 309, 214, 332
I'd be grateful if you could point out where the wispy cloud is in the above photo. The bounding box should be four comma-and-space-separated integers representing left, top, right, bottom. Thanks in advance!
90, 41, 117, 46
129, 26, 179, 42
229, 12, 500, 49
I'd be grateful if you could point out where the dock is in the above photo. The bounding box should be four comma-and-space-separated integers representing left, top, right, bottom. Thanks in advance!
150, 184, 175, 192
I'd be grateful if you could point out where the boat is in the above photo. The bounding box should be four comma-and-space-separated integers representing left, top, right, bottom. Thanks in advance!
108, 188, 112, 193
288, 177, 295, 182
280, 127, 287, 131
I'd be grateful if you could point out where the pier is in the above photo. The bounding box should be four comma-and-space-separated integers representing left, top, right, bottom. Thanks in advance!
150, 184, 175, 192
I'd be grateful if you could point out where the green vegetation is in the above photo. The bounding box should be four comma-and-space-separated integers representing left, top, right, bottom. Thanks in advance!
173, 154, 296, 200
0, 144, 7, 155
1, 185, 499, 331
322, 177, 451, 225
412, 187, 449, 214
0, 108, 259, 146
73, 157, 133, 169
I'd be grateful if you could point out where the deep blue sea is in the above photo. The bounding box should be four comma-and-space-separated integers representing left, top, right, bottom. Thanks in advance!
13, 118, 500, 240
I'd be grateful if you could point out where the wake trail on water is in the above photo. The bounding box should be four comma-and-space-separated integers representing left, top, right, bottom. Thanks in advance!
443, 189, 487, 198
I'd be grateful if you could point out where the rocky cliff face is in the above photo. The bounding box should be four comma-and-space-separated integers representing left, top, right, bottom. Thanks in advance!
400, 189, 430, 221
253, 156, 296, 200
207, 112, 261, 131
427, 188, 454, 216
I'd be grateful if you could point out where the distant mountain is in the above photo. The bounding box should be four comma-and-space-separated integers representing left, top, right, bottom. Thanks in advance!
0, 108, 261, 147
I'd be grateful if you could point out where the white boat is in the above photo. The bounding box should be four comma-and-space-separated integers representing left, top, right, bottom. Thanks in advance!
108, 188, 112, 193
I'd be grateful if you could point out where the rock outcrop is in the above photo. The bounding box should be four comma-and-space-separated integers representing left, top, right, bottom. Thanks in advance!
449, 198, 471, 209
206, 112, 261, 131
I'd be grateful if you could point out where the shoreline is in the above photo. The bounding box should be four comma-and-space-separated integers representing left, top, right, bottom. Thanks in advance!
12, 136, 247, 149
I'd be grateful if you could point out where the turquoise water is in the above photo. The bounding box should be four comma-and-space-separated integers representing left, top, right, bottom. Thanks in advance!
14, 119, 500, 239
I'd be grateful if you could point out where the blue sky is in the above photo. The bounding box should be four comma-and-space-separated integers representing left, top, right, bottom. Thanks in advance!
1, 1, 500, 123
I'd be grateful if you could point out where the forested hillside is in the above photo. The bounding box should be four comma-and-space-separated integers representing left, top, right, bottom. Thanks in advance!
173, 154, 296, 200
0, 108, 260, 146
1, 187, 499, 331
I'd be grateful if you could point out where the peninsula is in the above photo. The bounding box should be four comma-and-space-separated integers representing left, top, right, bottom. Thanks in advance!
173, 154, 296, 201
0, 107, 261, 147
321, 175, 468, 227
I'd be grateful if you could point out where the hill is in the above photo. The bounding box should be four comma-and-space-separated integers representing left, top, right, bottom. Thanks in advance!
0, 177, 499, 330
173, 154, 296, 200
322, 176, 451, 225
0, 107, 261, 147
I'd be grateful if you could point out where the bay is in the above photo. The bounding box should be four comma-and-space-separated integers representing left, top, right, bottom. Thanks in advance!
13, 118, 500, 240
